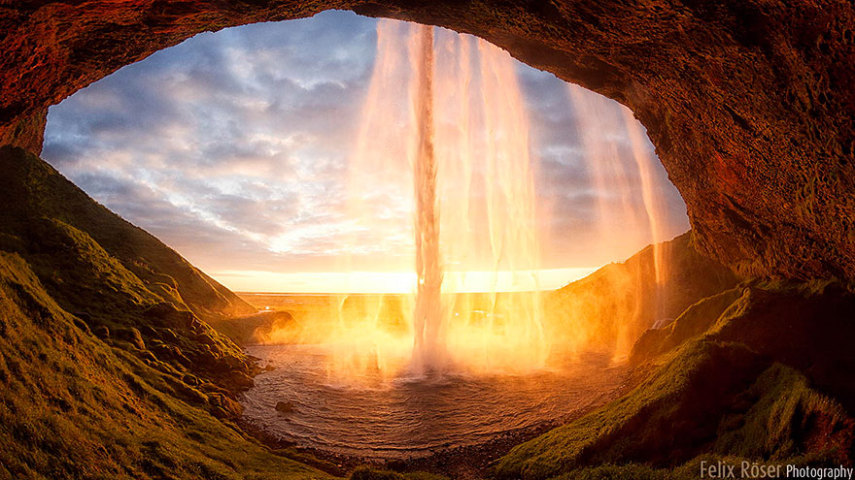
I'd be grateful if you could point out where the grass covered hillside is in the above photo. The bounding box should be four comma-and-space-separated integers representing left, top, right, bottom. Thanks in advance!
4, 144, 852, 480
0, 251, 331, 480
0, 146, 333, 479
0, 146, 253, 318
496, 281, 855, 480
0, 146, 263, 389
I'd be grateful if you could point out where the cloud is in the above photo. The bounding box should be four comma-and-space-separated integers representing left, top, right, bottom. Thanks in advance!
42, 11, 690, 291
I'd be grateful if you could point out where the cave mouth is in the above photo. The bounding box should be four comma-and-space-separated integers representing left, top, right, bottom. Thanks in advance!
43, 10, 688, 293
4, 1, 851, 287
42, 11, 689, 458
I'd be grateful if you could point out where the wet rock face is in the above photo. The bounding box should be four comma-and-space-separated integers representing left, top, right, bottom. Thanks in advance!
0, 1, 853, 281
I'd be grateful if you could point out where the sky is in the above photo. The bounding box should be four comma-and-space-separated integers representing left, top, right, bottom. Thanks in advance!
42, 11, 690, 293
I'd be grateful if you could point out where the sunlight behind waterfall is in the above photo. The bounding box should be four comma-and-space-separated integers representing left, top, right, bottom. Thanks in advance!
259, 22, 558, 380
219, 19, 691, 382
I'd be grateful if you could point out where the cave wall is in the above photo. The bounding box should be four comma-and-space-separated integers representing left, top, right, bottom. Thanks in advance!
1, 0, 852, 282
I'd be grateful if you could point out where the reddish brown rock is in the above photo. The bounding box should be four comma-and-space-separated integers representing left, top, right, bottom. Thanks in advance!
0, 109, 46, 154
0, 1, 852, 281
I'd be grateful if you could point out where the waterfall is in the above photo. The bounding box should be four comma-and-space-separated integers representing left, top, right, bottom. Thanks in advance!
340, 21, 552, 376
411, 25, 445, 374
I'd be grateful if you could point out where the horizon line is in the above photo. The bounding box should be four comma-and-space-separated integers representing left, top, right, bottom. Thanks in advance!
213, 267, 602, 295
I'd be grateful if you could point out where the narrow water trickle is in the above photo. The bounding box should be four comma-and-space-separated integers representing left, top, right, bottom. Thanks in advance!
621, 108, 668, 287
564, 84, 672, 358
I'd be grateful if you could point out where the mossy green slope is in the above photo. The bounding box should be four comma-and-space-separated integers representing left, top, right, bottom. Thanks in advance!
0, 251, 333, 480
0, 145, 252, 318
0, 147, 335, 479
0, 146, 257, 390
496, 284, 855, 480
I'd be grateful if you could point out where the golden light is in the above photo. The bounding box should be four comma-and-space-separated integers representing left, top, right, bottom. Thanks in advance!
247, 20, 670, 383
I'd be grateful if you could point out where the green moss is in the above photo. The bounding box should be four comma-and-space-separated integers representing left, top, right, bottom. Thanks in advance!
548, 463, 670, 480
0, 147, 339, 479
27, 216, 157, 308
631, 287, 744, 361
714, 364, 850, 460
547, 454, 839, 480
2, 146, 851, 480
0, 250, 337, 479
495, 350, 851, 480
495, 282, 855, 480
0, 145, 253, 318
494, 340, 753, 479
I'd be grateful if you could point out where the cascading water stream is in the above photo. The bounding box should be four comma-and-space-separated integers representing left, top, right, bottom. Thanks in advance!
564, 84, 671, 358
411, 25, 444, 374
259, 21, 674, 376
621, 108, 668, 287
407, 22, 549, 374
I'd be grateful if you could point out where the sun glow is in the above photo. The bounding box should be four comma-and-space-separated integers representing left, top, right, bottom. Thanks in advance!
218, 268, 598, 294
235, 20, 674, 382
248, 22, 569, 379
